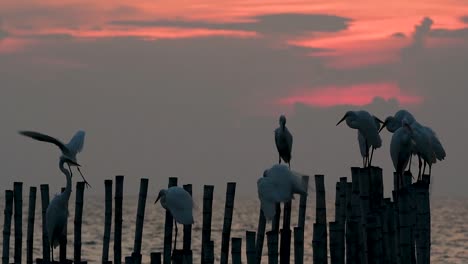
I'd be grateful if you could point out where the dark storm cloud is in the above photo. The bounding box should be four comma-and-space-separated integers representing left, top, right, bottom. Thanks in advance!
430, 27, 468, 38
110, 13, 352, 34
461, 15, 468, 24
391, 32, 406, 38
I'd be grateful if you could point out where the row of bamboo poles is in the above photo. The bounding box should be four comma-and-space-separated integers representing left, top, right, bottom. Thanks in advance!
1, 167, 431, 264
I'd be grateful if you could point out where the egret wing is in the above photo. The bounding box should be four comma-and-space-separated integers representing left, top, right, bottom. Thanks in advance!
19, 131, 67, 153
358, 131, 367, 158
165, 187, 194, 225
67, 130, 85, 154
424, 127, 446, 160
257, 177, 278, 220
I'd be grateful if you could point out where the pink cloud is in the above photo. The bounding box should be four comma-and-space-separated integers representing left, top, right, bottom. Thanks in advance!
278, 82, 423, 107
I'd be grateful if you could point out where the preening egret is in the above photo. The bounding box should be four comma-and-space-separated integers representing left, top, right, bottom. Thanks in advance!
358, 116, 382, 167
155, 186, 194, 251
19, 130, 91, 187
390, 119, 414, 190
337, 110, 383, 167
275, 115, 293, 168
46, 157, 79, 262
257, 164, 307, 220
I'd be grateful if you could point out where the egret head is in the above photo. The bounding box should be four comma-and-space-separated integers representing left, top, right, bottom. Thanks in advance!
379, 116, 400, 133
401, 118, 413, 133
279, 115, 286, 127
155, 189, 167, 208
262, 169, 268, 177
336, 111, 356, 127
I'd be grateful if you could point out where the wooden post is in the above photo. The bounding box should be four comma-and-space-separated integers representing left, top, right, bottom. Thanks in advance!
220, 182, 236, 264
334, 182, 340, 222
337, 178, 347, 264
74, 182, 86, 263
366, 215, 383, 264
2, 190, 13, 264
415, 175, 431, 264
266, 231, 278, 264
392, 191, 401, 264
313, 175, 327, 264
114, 175, 124, 264
231, 237, 242, 264
382, 198, 396, 264
133, 178, 149, 264
359, 168, 371, 264
163, 177, 178, 264
351, 168, 364, 263
255, 210, 266, 264
182, 184, 193, 263
26, 187, 37, 264
59, 187, 68, 263
102, 180, 113, 263
171, 250, 184, 264
297, 176, 309, 229
397, 188, 411, 263
201, 185, 214, 264
150, 252, 162, 264
40, 184, 50, 263
272, 204, 281, 232
345, 182, 355, 263
124, 256, 134, 264
245, 231, 257, 264
203, 241, 214, 264
13, 182, 23, 264
293, 227, 303, 264
329, 221, 339, 264
280, 202, 292, 264
369, 167, 384, 212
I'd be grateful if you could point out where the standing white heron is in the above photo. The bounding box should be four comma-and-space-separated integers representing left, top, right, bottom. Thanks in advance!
358, 116, 383, 167
390, 119, 414, 190
257, 164, 307, 220
381, 110, 446, 179
46, 157, 79, 262
336, 110, 383, 167
18, 130, 91, 187
275, 115, 293, 169
155, 186, 194, 251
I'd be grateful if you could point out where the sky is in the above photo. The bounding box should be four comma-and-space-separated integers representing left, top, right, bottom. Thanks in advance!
0, 0, 467, 198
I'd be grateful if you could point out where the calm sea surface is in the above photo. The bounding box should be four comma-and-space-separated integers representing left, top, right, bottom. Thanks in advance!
1, 194, 467, 263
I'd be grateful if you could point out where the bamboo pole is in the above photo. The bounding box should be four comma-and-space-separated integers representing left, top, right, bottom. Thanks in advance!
359, 168, 371, 264
246, 231, 257, 264
13, 182, 23, 264
74, 182, 86, 263
397, 188, 411, 263
280, 202, 292, 264
125, 256, 134, 264
267, 231, 278, 264
171, 250, 184, 264
102, 179, 113, 263
382, 198, 396, 264
133, 178, 149, 264
201, 185, 214, 264
26, 187, 36, 264
369, 167, 384, 212
415, 175, 431, 264
345, 182, 356, 263
329, 221, 339, 264
313, 174, 327, 264
40, 184, 50, 263
392, 191, 401, 264
220, 182, 236, 264
231, 237, 242, 264
59, 187, 68, 263
334, 182, 340, 222
182, 184, 193, 263
297, 176, 309, 229
272, 204, 281, 232
203, 241, 214, 264
150, 252, 162, 264
255, 210, 266, 264
163, 177, 178, 264
293, 227, 303, 264
366, 215, 383, 264
351, 168, 364, 263
114, 175, 124, 264
2, 190, 13, 264
337, 178, 347, 264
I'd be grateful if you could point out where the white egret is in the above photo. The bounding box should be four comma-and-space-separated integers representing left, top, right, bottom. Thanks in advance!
358, 116, 382, 167
46, 157, 79, 262
257, 164, 307, 220
390, 119, 414, 190
337, 110, 383, 167
19, 130, 91, 187
155, 186, 194, 251
274, 115, 293, 168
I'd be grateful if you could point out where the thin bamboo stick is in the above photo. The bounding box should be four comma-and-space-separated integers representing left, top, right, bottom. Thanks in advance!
201, 185, 214, 264
40, 184, 50, 263
220, 182, 236, 264
293, 227, 303, 264
163, 177, 178, 264
102, 179, 113, 263
74, 182, 86, 263
2, 190, 13, 264
255, 210, 266, 264
246, 231, 256, 264
114, 175, 124, 264
267, 231, 278, 264
231, 237, 242, 264
13, 182, 23, 264
133, 178, 149, 264
26, 187, 36, 264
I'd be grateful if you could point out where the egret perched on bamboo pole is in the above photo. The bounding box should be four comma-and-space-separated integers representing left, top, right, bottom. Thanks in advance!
155, 187, 194, 251
275, 115, 293, 168
18, 130, 91, 187
257, 164, 307, 220
390, 119, 414, 190
46, 157, 79, 262
336, 110, 383, 167
358, 116, 383, 167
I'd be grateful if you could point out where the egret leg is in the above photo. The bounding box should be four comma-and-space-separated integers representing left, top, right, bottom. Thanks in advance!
369, 147, 375, 167
363, 157, 366, 168
278, 155, 281, 164
173, 220, 178, 251
365, 141, 369, 167
407, 154, 413, 173
429, 164, 432, 177
418, 155, 422, 181
67, 163, 73, 177
422, 161, 427, 180
51, 247, 54, 263
288, 162, 291, 169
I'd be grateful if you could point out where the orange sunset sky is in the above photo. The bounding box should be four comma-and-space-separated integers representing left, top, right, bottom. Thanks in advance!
0, 0, 467, 196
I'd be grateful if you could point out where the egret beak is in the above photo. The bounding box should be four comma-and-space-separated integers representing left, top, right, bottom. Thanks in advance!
379, 121, 388, 133
155, 193, 161, 204
336, 114, 348, 126
375, 117, 384, 124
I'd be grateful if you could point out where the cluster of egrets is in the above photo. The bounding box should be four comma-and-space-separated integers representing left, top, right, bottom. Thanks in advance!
17, 109, 445, 260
